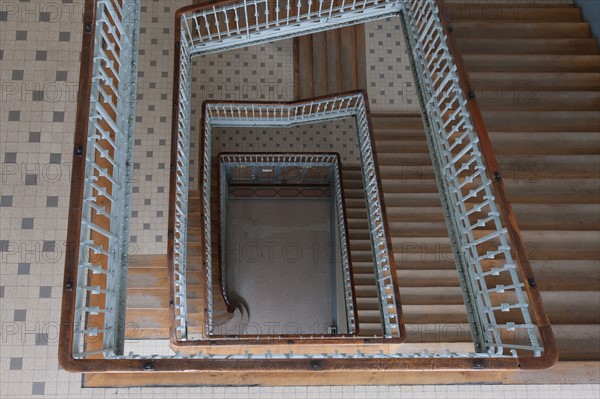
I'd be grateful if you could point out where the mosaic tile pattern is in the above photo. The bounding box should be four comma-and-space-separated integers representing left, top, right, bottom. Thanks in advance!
129, 0, 190, 253
365, 18, 420, 113
0, 0, 599, 397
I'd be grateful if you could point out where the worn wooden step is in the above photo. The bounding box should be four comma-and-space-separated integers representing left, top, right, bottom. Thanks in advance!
355, 269, 459, 287
445, 5, 582, 23
496, 154, 600, 178
125, 264, 171, 339
349, 230, 600, 260
477, 91, 600, 111
373, 128, 429, 141
463, 54, 600, 73
457, 38, 598, 55
377, 130, 600, 154
391, 261, 598, 292
127, 268, 169, 289
373, 153, 600, 178
126, 288, 170, 309
354, 257, 599, 290
375, 178, 600, 206
501, 178, 600, 204
482, 111, 600, 132
186, 283, 204, 299
356, 285, 599, 325
361, 305, 468, 324
452, 22, 591, 39
348, 206, 445, 222
127, 254, 167, 269
351, 221, 449, 238
469, 72, 600, 91
125, 308, 170, 332
374, 140, 430, 153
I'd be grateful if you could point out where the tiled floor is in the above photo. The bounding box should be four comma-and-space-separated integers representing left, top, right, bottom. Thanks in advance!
365, 18, 419, 113
0, 0, 598, 397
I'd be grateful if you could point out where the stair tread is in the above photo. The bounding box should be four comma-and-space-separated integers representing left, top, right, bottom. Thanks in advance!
452, 22, 591, 39
457, 38, 598, 55
446, 5, 582, 23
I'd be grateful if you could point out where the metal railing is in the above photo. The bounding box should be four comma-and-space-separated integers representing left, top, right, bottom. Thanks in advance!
399, 0, 550, 359
66, 0, 139, 359
172, 21, 193, 339
202, 94, 401, 338
59, 0, 557, 371
218, 153, 357, 334
180, 0, 402, 55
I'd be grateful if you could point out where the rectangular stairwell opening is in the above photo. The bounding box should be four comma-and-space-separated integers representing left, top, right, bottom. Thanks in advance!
210, 153, 356, 336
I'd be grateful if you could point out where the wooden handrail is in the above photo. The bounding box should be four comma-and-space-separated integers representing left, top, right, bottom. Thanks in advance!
434, 0, 558, 370
59, 0, 100, 373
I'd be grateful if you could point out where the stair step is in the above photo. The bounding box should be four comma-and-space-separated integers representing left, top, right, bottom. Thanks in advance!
125, 308, 170, 330
457, 38, 598, 55
374, 140, 430, 153
463, 54, 600, 73
354, 259, 599, 291
375, 178, 600, 206
186, 284, 205, 299
127, 268, 169, 289
446, 5, 582, 23
452, 22, 591, 39
374, 153, 600, 179
126, 288, 170, 309
127, 254, 167, 269
354, 270, 459, 287
477, 91, 600, 111
482, 111, 600, 132
377, 130, 600, 155
352, 259, 599, 292
356, 288, 599, 325
469, 72, 600, 91
348, 206, 445, 222
349, 230, 600, 260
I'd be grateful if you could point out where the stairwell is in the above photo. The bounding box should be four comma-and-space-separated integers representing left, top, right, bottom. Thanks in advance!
90, 0, 599, 386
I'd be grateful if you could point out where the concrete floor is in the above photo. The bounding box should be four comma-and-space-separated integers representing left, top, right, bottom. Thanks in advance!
224, 198, 336, 335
